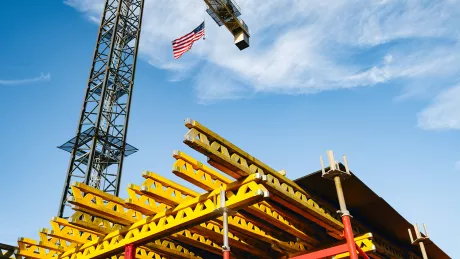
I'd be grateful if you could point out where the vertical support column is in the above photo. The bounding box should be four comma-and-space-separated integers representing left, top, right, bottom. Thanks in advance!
334, 176, 359, 259
221, 190, 230, 259
321, 150, 359, 259
125, 244, 136, 259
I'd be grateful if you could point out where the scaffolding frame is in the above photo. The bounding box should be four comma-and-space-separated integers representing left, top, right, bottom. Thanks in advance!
6, 119, 431, 259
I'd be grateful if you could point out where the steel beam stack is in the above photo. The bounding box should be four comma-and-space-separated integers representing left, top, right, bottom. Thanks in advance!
4, 119, 431, 259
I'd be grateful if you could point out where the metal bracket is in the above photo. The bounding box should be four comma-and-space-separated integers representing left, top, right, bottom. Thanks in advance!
409, 223, 429, 244
320, 150, 351, 181
337, 210, 352, 218
408, 223, 429, 259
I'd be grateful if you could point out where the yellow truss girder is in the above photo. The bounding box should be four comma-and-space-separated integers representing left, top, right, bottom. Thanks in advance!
57, 181, 267, 259
17, 238, 59, 259
131, 247, 165, 259
172, 230, 222, 257
131, 179, 271, 258
66, 199, 212, 259
126, 185, 169, 216
332, 233, 376, 259
69, 212, 123, 234
36, 231, 78, 252
182, 126, 343, 234
142, 171, 200, 197
67, 183, 251, 259
68, 183, 143, 225
184, 119, 303, 190
173, 150, 232, 191
140, 170, 307, 253
193, 222, 272, 258
182, 119, 416, 259
283, 233, 375, 259
173, 152, 319, 245
143, 240, 202, 259
71, 181, 272, 258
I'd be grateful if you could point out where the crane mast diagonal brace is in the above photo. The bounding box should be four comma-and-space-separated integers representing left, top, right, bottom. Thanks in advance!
57, 0, 145, 218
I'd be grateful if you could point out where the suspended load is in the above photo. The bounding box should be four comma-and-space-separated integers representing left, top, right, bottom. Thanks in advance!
205, 0, 250, 50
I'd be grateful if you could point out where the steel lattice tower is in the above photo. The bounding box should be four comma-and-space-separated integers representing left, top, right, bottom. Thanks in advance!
57, 0, 145, 218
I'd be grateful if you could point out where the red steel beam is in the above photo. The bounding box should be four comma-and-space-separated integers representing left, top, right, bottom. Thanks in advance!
289, 243, 348, 259
356, 242, 370, 259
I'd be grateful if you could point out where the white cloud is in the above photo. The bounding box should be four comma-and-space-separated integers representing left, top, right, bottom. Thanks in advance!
66, 0, 460, 127
0, 73, 51, 86
417, 84, 460, 130
64, 0, 104, 23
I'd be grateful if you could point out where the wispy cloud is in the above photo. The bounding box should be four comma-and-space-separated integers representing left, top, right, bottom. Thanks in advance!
0, 73, 51, 86
418, 84, 460, 130
66, 0, 460, 125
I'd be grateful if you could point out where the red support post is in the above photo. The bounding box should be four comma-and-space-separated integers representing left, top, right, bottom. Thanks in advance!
342, 215, 359, 259
223, 250, 230, 259
125, 244, 136, 259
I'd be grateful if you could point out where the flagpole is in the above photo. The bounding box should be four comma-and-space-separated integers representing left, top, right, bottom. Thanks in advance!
203, 3, 206, 40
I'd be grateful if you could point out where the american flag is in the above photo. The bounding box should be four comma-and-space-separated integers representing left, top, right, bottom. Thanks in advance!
172, 22, 205, 59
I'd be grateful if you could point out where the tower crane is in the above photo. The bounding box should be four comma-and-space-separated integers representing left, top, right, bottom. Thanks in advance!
57, 0, 250, 218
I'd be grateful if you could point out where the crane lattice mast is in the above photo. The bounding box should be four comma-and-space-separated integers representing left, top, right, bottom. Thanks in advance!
57, 0, 145, 218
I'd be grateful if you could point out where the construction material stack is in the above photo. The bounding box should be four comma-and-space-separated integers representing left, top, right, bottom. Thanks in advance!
6, 119, 437, 259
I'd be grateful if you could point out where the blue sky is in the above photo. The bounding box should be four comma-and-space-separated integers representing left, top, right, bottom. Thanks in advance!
1, 0, 459, 257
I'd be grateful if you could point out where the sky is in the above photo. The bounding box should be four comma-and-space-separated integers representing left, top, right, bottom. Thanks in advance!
0, 0, 459, 257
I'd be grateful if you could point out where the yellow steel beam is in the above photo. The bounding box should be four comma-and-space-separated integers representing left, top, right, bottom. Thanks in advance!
180, 127, 343, 233
193, 222, 273, 259
17, 239, 59, 259
184, 118, 300, 187
139, 180, 194, 207
140, 169, 304, 253
224, 214, 305, 253
132, 247, 165, 259
68, 182, 143, 225
181, 121, 344, 235
37, 231, 78, 252
119, 181, 272, 259
144, 240, 202, 259
182, 119, 413, 259
173, 153, 319, 245
56, 181, 267, 259
67, 183, 246, 259
125, 186, 168, 216
284, 233, 375, 259
245, 201, 319, 246
172, 230, 223, 257
263, 174, 343, 233
17, 237, 64, 254
66, 194, 212, 259
173, 150, 232, 190
69, 184, 403, 259
142, 171, 200, 197
332, 233, 376, 259
68, 212, 123, 234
